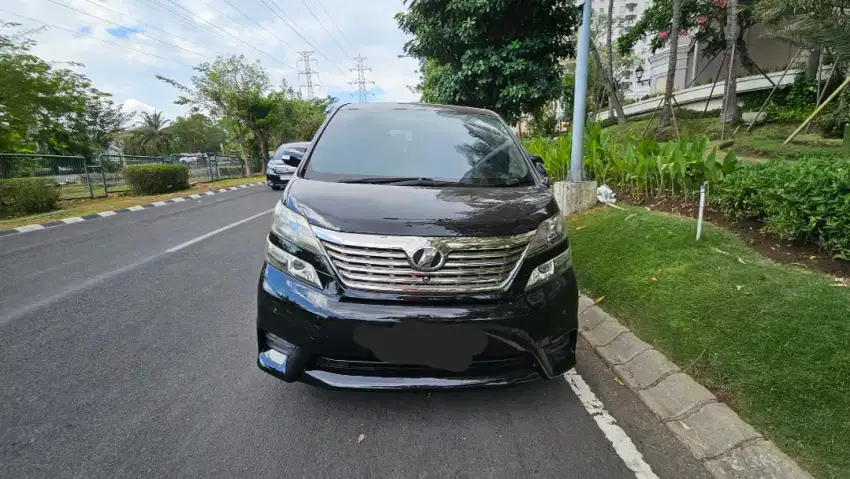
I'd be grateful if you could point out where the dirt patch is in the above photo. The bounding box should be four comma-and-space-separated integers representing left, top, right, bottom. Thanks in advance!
620, 193, 850, 278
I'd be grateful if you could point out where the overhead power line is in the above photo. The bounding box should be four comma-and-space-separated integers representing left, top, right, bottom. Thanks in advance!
314, 0, 356, 52
203, 0, 298, 54
0, 9, 193, 66
297, 0, 351, 58
298, 50, 321, 98
258, 0, 351, 78
45, 0, 210, 60
147, 0, 297, 71
349, 55, 375, 103
77, 0, 208, 52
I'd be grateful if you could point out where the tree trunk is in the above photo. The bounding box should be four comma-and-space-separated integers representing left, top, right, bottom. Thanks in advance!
660, 0, 683, 129
606, 0, 616, 120
590, 42, 628, 123
806, 48, 821, 81
721, 0, 739, 124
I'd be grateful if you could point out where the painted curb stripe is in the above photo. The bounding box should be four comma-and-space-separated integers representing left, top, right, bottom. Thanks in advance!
0, 182, 262, 238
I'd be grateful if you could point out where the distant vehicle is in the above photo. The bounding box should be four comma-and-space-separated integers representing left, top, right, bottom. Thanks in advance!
266, 142, 310, 190
256, 103, 576, 390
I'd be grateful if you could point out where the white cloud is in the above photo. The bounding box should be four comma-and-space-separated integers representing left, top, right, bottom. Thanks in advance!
4, 0, 421, 120
121, 98, 157, 117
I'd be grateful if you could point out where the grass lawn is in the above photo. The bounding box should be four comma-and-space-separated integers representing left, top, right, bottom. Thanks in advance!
1, 175, 264, 230
568, 205, 849, 478
605, 118, 844, 162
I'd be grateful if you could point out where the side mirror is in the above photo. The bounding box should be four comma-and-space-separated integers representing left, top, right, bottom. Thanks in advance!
534, 161, 548, 177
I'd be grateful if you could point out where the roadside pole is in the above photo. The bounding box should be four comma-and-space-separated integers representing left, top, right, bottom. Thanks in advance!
554, 0, 598, 216
569, 0, 592, 182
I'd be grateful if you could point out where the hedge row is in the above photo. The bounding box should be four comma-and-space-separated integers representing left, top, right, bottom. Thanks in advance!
0, 178, 60, 217
713, 157, 850, 259
124, 164, 190, 195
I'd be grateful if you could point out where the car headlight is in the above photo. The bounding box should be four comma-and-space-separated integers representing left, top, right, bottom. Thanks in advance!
527, 214, 566, 255
267, 202, 323, 288
271, 201, 321, 251
525, 247, 572, 290
265, 238, 322, 288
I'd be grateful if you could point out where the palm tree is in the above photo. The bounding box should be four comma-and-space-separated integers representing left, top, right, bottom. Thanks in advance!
659, 0, 683, 130
137, 111, 173, 155
758, 0, 850, 60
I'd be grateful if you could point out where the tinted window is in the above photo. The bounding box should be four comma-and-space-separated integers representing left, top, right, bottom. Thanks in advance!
304, 108, 532, 185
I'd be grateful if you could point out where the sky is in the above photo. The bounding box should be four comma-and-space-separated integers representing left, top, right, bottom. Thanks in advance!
2, 0, 421, 124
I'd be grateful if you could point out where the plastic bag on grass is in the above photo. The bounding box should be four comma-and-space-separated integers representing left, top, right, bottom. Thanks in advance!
597, 185, 617, 204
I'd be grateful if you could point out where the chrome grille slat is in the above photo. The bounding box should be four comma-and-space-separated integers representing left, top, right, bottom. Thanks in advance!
323, 242, 407, 259
327, 251, 410, 267
317, 229, 532, 294
334, 262, 514, 277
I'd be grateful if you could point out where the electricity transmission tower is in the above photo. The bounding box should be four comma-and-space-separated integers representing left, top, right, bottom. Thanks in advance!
349, 55, 375, 103
298, 51, 321, 99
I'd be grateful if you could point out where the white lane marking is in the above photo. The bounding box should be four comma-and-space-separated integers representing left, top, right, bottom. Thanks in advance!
98, 211, 116, 217
128, 205, 144, 211
203, 192, 216, 196
16, 224, 45, 232
189, 194, 202, 199
62, 217, 85, 224
172, 197, 186, 203
565, 370, 659, 479
1, 209, 274, 326
152, 201, 167, 207
165, 208, 273, 253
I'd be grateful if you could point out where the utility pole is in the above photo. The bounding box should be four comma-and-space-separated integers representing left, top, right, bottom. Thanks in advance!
298, 51, 321, 99
349, 55, 375, 103
570, 0, 592, 182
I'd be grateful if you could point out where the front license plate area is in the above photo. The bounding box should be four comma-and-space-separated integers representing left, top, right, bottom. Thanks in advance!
353, 320, 487, 372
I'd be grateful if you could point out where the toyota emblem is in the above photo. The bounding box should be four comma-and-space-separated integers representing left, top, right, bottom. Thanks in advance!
410, 247, 444, 271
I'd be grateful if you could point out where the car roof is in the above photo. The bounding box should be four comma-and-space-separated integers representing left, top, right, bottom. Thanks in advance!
277, 142, 309, 150
336, 102, 499, 117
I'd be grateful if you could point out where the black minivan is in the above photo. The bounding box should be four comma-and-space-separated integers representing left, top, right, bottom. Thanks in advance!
257, 103, 578, 390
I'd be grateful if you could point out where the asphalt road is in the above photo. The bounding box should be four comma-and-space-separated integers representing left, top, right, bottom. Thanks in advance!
0, 186, 709, 478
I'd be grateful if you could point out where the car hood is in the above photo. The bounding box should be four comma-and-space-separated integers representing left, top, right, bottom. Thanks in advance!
284, 179, 558, 237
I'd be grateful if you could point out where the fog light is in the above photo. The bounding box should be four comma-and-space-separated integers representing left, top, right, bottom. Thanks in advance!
258, 349, 289, 373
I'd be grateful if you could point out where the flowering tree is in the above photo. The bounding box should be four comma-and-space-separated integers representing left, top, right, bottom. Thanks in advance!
617, 0, 761, 75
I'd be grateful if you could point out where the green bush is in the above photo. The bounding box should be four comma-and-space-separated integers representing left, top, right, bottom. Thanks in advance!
713, 157, 850, 259
124, 164, 190, 195
524, 124, 738, 197
0, 178, 60, 217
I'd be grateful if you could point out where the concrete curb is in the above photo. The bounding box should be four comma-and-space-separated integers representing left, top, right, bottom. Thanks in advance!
578, 295, 811, 479
0, 182, 266, 238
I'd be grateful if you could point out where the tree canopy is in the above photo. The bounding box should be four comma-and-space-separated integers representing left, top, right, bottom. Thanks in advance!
617, 0, 760, 74
396, 0, 579, 123
0, 22, 132, 158
158, 55, 332, 172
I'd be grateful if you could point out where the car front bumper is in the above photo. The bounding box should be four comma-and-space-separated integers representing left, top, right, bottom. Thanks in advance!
256, 263, 579, 390
266, 173, 293, 186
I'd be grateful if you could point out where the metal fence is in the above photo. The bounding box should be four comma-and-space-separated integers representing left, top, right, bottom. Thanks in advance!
0, 152, 252, 200
0, 153, 100, 199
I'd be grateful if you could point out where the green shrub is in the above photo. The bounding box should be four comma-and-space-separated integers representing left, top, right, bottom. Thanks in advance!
124, 164, 190, 195
524, 124, 738, 197
713, 157, 850, 259
0, 178, 60, 217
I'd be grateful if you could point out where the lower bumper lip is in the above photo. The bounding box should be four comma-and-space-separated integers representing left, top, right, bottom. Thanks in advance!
256, 264, 579, 390
300, 369, 541, 390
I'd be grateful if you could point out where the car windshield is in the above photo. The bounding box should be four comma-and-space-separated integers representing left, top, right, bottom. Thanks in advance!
303, 107, 533, 186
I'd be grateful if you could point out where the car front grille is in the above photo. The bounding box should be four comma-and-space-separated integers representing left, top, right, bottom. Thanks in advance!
315, 229, 534, 294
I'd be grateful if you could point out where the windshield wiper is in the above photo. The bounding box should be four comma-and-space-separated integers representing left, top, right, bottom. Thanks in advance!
490, 178, 534, 187
339, 177, 464, 186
